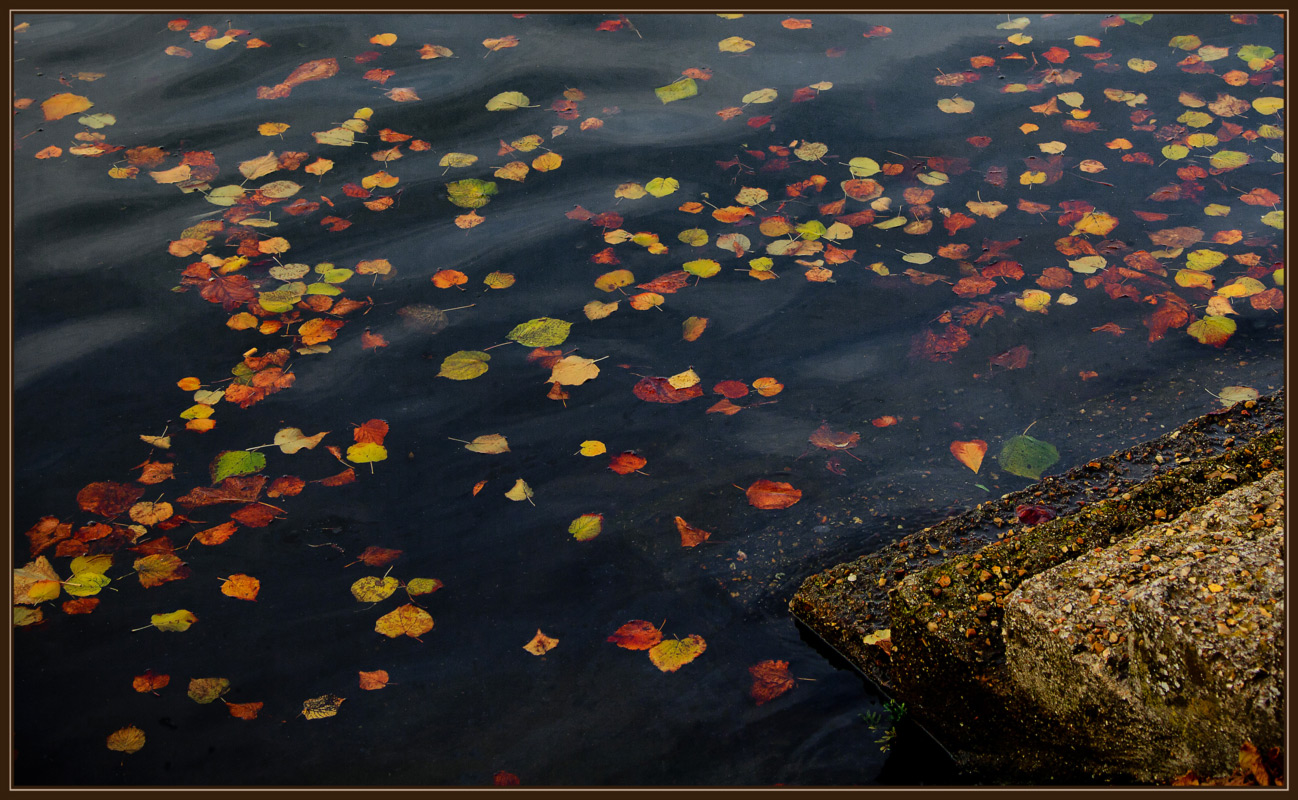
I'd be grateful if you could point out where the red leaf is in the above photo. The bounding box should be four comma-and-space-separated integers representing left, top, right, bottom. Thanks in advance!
230, 504, 280, 528
608, 452, 647, 475
706, 398, 744, 416
607, 620, 663, 650
77, 481, 144, 518
712, 380, 750, 399
257, 58, 339, 99
989, 345, 1031, 369
357, 546, 402, 566
354, 419, 389, 445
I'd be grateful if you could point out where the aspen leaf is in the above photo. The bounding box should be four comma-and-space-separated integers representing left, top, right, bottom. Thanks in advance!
42, 92, 93, 120
998, 435, 1059, 479
375, 604, 433, 639
134, 554, 188, 588
645, 177, 679, 197
150, 609, 197, 632
351, 575, 400, 603
648, 635, 706, 672
275, 427, 328, 454
741, 88, 777, 104
616, 182, 647, 199
718, 36, 754, 53
584, 300, 618, 320
346, 442, 388, 464
674, 516, 711, 548
405, 578, 443, 596
258, 122, 289, 136
439, 152, 478, 168
550, 356, 601, 386
746, 480, 801, 509
359, 670, 390, 690
220, 574, 260, 601
950, 440, 987, 473
655, 78, 698, 104
938, 97, 974, 114
532, 152, 562, 172
1186, 315, 1236, 347
523, 630, 559, 655
188, 677, 230, 704
210, 451, 266, 484
106, 727, 145, 754
301, 694, 345, 719
227, 701, 264, 720
749, 660, 795, 705
607, 620, 662, 650
595, 269, 635, 292
569, 513, 604, 541
507, 317, 571, 347
682, 316, 708, 341
438, 350, 490, 380
505, 478, 534, 503
683, 259, 720, 278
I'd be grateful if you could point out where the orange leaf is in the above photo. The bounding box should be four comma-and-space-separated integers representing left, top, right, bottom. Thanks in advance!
872, 416, 898, 427
358, 669, 390, 690
41, 92, 93, 120
713, 380, 749, 399
607, 620, 663, 650
356, 545, 401, 566
751, 377, 783, 397
194, 521, 239, 546
674, 516, 712, 548
61, 598, 100, 614
226, 701, 264, 720
455, 211, 485, 229
132, 670, 170, 693
950, 440, 987, 473
746, 479, 801, 510
432, 269, 468, 288
707, 398, 744, 416
220, 574, 260, 601
749, 659, 795, 705
35, 145, 62, 159
711, 206, 755, 223
608, 452, 647, 475
384, 87, 420, 102
781, 18, 813, 29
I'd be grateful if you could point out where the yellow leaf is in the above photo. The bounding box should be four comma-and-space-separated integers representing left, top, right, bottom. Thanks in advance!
1253, 97, 1283, 115
616, 182, 647, 199
440, 152, 478, 168
578, 440, 607, 457
346, 442, 388, 464
594, 269, 635, 292
1203, 204, 1231, 217
238, 152, 279, 180
668, 368, 700, 389
511, 134, 544, 152
1015, 289, 1052, 313
370, 33, 397, 46
301, 694, 345, 720
523, 629, 559, 655
483, 271, 515, 288
258, 122, 289, 136
682, 316, 709, 341
550, 355, 601, 386
41, 92, 93, 120
362, 171, 399, 189
569, 513, 604, 542
464, 433, 511, 453
629, 292, 664, 310
1175, 269, 1215, 289
683, 259, 720, 278
1018, 123, 1040, 134
13, 556, 60, 605
1057, 91, 1085, 107
350, 575, 400, 603
584, 300, 619, 320
485, 91, 531, 111
937, 97, 974, 114
106, 726, 146, 754
438, 350, 490, 380
304, 158, 334, 176
1217, 277, 1265, 297
718, 36, 754, 53
1006, 33, 1032, 45
150, 609, 197, 632
504, 478, 534, 503
1037, 141, 1067, 154
374, 604, 433, 639
734, 187, 768, 206
645, 177, 679, 197
1071, 211, 1118, 237
966, 200, 1008, 218
1127, 58, 1157, 73
648, 634, 707, 672
531, 152, 562, 172
1019, 170, 1047, 185
1186, 249, 1227, 270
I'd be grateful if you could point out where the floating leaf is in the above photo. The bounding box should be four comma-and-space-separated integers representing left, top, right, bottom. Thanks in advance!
648, 635, 707, 672
485, 91, 531, 111
998, 435, 1060, 480
550, 356, 601, 386
445, 178, 498, 209
210, 451, 266, 485
375, 604, 433, 639
188, 677, 230, 704
674, 516, 711, 548
1186, 315, 1236, 347
106, 727, 145, 754
346, 442, 388, 464
505, 478, 534, 503
655, 78, 698, 104
351, 575, 400, 603
523, 629, 559, 656
42, 92, 93, 121
438, 350, 490, 380
220, 574, 260, 601
569, 514, 604, 542
607, 620, 662, 650
301, 694, 345, 720
507, 318, 572, 347
938, 97, 974, 114
950, 440, 988, 473
746, 480, 801, 510
464, 434, 510, 454
749, 660, 795, 705
149, 609, 197, 632
645, 177, 680, 197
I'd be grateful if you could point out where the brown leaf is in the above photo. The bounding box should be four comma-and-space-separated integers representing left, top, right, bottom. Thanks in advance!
749, 659, 796, 705
25, 516, 73, 557
989, 345, 1031, 370
808, 423, 860, 451
359, 670, 390, 690
229, 504, 280, 528
746, 480, 802, 510
77, 481, 145, 518
176, 476, 266, 508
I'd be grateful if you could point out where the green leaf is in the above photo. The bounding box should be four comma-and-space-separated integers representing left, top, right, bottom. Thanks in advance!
998, 435, 1059, 480
1208, 150, 1249, 170
1237, 45, 1275, 62
187, 677, 230, 704
64, 571, 110, 597
795, 220, 826, 240
645, 177, 680, 197
1261, 210, 1283, 230
438, 350, 490, 380
1167, 35, 1201, 51
210, 451, 267, 484
1119, 13, 1152, 24
506, 317, 572, 347
568, 513, 604, 541
445, 178, 498, 209
655, 78, 698, 104
847, 157, 880, 177
485, 91, 531, 111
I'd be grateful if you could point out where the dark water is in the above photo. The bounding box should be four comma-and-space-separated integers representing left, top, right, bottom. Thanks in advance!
12, 13, 1284, 786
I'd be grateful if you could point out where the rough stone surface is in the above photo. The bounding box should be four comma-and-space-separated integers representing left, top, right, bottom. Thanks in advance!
790, 391, 1285, 783
1005, 470, 1285, 783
